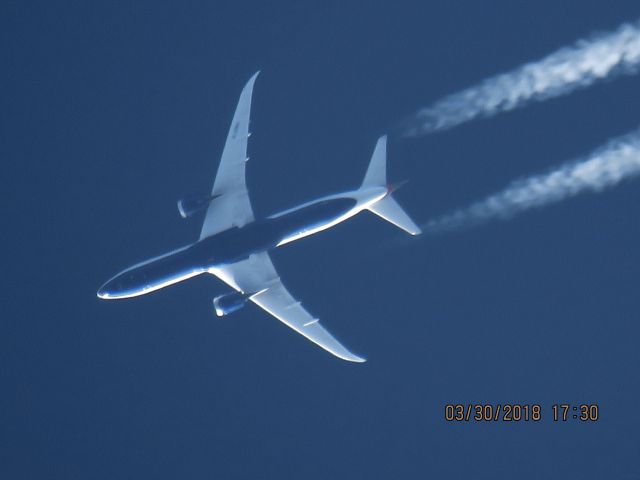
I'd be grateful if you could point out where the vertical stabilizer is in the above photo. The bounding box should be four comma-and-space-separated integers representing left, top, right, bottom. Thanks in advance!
362, 135, 422, 236
361, 135, 387, 188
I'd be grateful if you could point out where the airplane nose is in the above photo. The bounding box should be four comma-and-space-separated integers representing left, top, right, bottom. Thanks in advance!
97, 274, 129, 299
97, 279, 114, 299
97, 287, 110, 299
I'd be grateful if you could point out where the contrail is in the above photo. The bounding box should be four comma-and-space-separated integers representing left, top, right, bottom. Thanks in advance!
424, 128, 640, 234
402, 20, 640, 137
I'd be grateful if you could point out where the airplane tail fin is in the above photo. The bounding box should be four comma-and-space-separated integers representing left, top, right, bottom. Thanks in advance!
361, 135, 422, 236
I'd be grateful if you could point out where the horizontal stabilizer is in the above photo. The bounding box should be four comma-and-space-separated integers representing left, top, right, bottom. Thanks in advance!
368, 196, 422, 235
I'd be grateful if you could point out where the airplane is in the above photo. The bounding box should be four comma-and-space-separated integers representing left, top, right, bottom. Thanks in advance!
97, 72, 421, 362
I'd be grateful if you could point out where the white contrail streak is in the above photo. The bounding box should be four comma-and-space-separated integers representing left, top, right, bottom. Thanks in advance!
425, 128, 640, 234
402, 21, 640, 137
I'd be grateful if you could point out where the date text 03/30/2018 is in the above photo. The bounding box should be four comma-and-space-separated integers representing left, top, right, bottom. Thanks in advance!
444, 404, 599, 422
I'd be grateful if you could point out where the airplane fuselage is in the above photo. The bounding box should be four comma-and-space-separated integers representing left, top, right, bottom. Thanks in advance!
98, 187, 387, 299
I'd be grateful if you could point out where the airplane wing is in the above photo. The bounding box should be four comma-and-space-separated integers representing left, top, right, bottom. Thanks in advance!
210, 252, 366, 363
200, 72, 259, 240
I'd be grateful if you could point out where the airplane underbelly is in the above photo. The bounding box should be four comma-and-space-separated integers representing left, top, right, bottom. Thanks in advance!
99, 246, 205, 299
136, 269, 203, 296
276, 209, 358, 247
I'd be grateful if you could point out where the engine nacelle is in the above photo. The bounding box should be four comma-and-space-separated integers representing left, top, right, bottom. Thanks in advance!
213, 291, 251, 317
177, 193, 219, 218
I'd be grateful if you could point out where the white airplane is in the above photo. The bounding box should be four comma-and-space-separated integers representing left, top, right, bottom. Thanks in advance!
98, 72, 421, 362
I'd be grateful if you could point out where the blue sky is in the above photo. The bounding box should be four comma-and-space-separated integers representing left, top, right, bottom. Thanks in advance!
3, 1, 640, 478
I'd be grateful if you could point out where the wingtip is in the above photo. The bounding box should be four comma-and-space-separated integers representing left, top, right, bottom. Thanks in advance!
343, 353, 367, 363
330, 347, 367, 363
243, 71, 261, 91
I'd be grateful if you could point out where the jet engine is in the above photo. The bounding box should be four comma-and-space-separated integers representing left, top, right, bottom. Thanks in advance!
177, 193, 220, 218
213, 291, 251, 317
